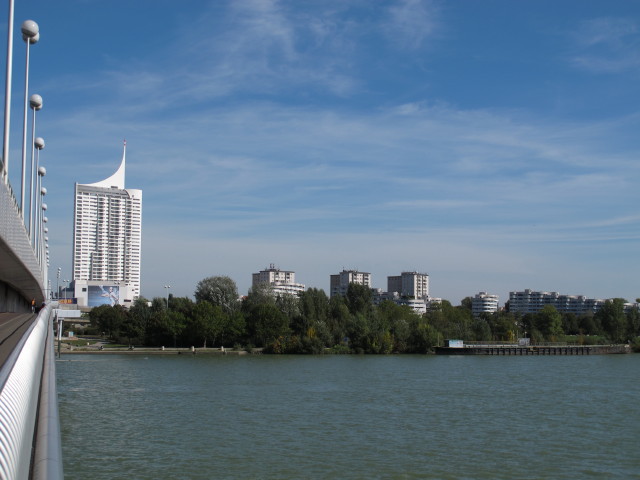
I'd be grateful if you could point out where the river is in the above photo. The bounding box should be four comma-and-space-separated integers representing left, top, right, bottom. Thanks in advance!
57, 354, 640, 479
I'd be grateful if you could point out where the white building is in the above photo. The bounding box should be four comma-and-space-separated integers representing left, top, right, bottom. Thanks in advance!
387, 271, 429, 299
330, 269, 372, 297
72, 142, 142, 307
508, 289, 604, 315
252, 264, 305, 296
471, 292, 499, 317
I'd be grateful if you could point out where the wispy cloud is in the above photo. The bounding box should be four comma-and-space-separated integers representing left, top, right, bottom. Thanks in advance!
570, 17, 640, 73
384, 0, 440, 49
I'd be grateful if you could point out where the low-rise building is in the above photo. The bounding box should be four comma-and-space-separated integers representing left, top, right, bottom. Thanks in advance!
471, 292, 499, 317
508, 289, 605, 315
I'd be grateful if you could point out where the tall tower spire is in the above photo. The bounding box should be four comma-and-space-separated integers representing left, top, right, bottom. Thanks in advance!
82, 141, 126, 189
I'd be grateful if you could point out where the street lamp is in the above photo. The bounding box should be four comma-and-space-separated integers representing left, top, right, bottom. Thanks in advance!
35, 186, 46, 257
164, 285, 171, 309
36, 166, 45, 263
19, 19, 39, 216
1, 0, 15, 183
63, 279, 69, 301
28, 94, 42, 237
40, 202, 47, 265
57, 267, 61, 299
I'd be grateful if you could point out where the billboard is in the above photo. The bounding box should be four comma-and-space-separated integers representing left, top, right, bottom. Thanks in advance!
88, 285, 120, 307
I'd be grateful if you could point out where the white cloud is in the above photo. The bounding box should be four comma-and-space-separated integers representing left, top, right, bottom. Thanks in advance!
570, 17, 640, 73
384, 0, 440, 49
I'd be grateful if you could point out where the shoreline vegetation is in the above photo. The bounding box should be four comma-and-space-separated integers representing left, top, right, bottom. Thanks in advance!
66, 276, 640, 355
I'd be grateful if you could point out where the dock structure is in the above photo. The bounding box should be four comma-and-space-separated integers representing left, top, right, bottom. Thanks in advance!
435, 344, 631, 355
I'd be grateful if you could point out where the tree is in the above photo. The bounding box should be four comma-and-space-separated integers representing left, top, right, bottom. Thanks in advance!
328, 295, 350, 346
246, 303, 289, 348
408, 316, 440, 353
194, 276, 239, 314
460, 297, 473, 311
345, 283, 372, 316
625, 307, 640, 341
89, 304, 127, 339
275, 293, 300, 321
241, 282, 275, 313
145, 310, 186, 347
536, 305, 563, 340
191, 301, 220, 348
595, 299, 626, 343
562, 313, 579, 336
472, 317, 492, 341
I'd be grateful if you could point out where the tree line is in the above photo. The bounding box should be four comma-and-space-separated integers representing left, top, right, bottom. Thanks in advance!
87, 276, 640, 353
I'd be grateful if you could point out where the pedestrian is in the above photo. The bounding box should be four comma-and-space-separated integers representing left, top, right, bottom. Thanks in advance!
31, 298, 35, 313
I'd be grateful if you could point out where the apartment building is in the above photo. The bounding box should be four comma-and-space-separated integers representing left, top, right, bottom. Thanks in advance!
508, 289, 604, 315
330, 269, 371, 297
252, 264, 305, 296
471, 292, 499, 317
72, 142, 142, 307
387, 271, 429, 299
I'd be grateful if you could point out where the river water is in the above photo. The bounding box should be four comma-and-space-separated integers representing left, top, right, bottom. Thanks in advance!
57, 354, 640, 479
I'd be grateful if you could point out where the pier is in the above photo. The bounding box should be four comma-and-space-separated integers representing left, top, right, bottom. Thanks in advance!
435, 343, 631, 355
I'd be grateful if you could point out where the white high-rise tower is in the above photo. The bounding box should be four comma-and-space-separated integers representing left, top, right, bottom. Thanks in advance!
72, 141, 142, 307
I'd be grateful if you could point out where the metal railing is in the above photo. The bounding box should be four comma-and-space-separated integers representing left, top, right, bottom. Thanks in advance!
0, 304, 63, 479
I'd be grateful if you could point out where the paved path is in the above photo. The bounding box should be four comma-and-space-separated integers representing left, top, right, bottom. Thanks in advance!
0, 312, 38, 368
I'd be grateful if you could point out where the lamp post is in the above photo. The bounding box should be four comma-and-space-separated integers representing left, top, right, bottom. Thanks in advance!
2, 0, 15, 183
36, 166, 45, 263
57, 267, 61, 300
19, 20, 39, 216
164, 285, 171, 309
40, 202, 46, 265
35, 186, 46, 257
27, 102, 42, 238
41, 215, 47, 269
63, 279, 69, 301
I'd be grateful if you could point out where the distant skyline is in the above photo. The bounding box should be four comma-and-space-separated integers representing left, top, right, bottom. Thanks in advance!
6, 0, 639, 305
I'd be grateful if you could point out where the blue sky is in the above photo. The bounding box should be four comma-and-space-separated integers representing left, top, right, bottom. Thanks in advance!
5, 0, 640, 305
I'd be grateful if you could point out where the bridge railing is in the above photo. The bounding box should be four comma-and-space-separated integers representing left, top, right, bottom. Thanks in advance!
0, 179, 44, 309
0, 304, 63, 479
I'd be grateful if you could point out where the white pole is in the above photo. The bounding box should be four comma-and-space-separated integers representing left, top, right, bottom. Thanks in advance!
1, 0, 14, 183
27, 95, 41, 237
19, 21, 38, 215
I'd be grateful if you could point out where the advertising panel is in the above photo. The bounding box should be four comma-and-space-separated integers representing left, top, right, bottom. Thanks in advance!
88, 285, 120, 307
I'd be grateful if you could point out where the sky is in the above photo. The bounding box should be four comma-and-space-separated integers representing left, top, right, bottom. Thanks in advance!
4, 0, 640, 305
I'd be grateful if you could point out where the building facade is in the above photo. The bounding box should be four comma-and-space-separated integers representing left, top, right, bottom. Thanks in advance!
508, 290, 604, 315
387, 271, 429, 299
330, 269, 371, 297
471, 292, 499, 317
72, 142, 142, 307
252, 264, 305, 296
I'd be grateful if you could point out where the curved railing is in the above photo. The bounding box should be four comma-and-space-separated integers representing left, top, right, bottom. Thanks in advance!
0, 304, 63, 479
